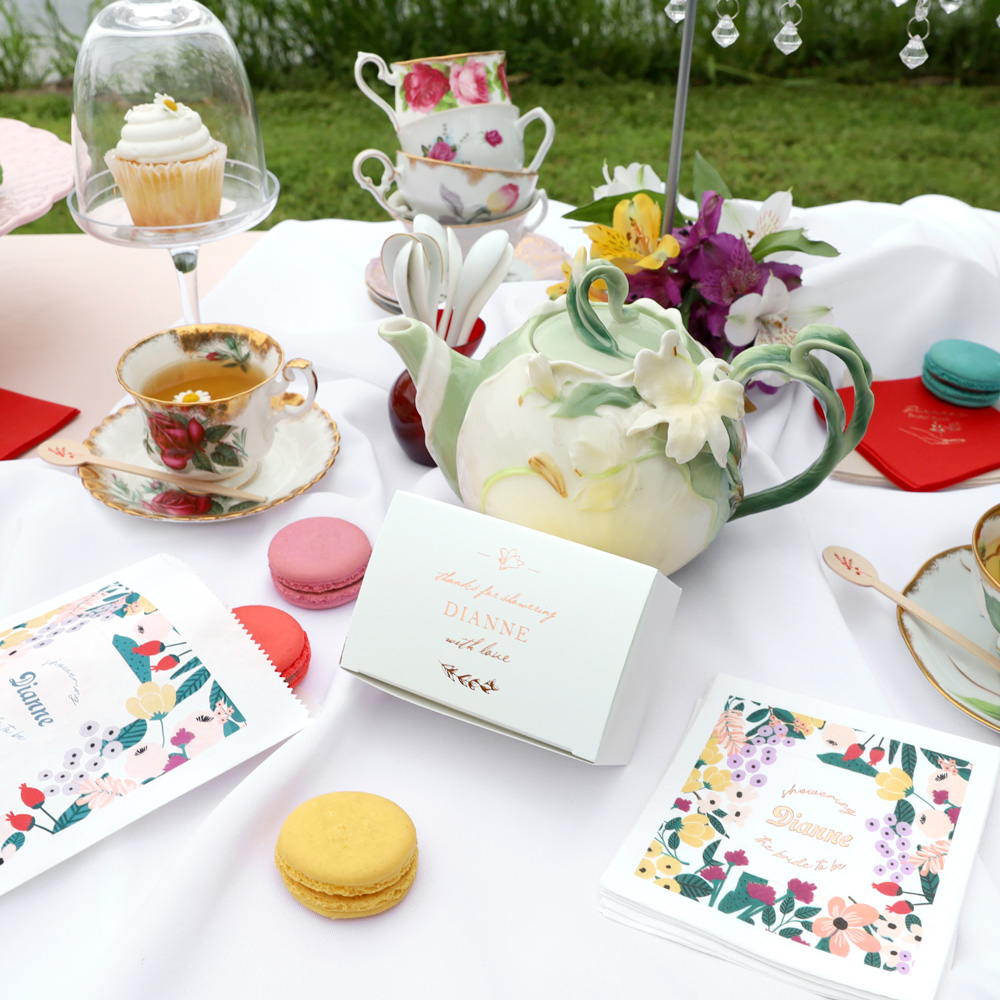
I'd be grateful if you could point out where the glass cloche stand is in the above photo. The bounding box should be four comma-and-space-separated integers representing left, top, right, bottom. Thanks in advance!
69, 0, 278, 323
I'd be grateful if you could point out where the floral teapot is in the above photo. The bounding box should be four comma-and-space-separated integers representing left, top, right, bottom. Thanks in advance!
379, 253, 873, 576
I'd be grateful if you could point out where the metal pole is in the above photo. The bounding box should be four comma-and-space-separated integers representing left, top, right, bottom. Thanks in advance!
662, 0, 699, 236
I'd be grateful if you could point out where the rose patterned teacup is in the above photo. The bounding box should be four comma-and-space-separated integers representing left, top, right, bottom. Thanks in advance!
117, 325, 317, 483
355, 50, 511, 130
353, 148, 538, 225
396, 104, 555, 172
973, 501, 1000, 650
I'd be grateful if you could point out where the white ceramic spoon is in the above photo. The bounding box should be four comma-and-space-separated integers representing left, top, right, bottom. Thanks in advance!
445, 230, 510, 348
409, 231, 443, 325
440, 229, 464, 341
405, 240, 435, 328
381, 232, 419, 308
454, 243, 514, 346
392, 241, 416, 320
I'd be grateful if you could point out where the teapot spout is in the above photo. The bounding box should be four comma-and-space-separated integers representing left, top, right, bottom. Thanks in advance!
378, 316, 481, 492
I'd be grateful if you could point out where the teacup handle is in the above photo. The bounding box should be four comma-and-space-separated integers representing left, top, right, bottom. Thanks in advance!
270, 358, 318, 425
727, 324, 874, 520
354, 52, 399, 130
516, 107, 556, 174
523, 189, 549, 234
352, 149, 399, 216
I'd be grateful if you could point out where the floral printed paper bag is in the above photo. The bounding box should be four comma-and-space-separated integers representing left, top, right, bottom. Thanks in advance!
0, 554, 309, 897
600, 675, 1000, 1000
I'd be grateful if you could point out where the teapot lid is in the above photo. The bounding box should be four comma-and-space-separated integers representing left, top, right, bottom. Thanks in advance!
529, 253, 693, 374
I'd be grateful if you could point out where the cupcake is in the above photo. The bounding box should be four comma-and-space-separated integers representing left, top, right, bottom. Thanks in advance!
105, 92, 226, 227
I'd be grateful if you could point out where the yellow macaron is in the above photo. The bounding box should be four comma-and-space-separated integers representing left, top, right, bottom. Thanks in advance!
275, 791, 418, 918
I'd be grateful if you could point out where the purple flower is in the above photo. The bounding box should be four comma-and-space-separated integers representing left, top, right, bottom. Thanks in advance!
724, 849, 748, 866
673, 797, 691, 812
484, 129, 503, 147
946, 806, 961, 825
702, 866, 727, 881
746, 882, 777, 905
163, 754, 188, 772
932, 789, 949, 805
171, 728, 194, 747
787, 878, 817, 903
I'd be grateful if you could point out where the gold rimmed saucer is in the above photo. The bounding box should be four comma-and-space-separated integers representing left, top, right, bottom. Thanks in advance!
898, 545, 1000, 735
80, 403, 339, 522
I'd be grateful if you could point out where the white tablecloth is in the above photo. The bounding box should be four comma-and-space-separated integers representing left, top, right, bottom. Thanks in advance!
3, 197, 1000, 998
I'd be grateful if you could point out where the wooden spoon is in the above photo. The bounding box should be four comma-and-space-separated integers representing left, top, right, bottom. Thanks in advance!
822, 545, 1000, 675
38, 438, 266, 503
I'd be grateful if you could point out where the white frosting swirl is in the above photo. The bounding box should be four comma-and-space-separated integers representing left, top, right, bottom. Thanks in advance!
114, 93, 218, 164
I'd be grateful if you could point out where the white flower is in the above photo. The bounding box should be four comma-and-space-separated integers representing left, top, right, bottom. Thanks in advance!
593, 161, 665, 201
725, 273, 832, 348
172, 388, 213, 403
719, 191, 796, 251
628, 330, 745, 467
568, 409, 652, 511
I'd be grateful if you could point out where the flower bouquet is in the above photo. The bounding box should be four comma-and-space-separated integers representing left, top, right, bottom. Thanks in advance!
555, 154, 838, 389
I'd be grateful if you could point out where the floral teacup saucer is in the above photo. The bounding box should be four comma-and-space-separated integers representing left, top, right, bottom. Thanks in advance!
898, 545, 1000, 734
80, 403, 339, 521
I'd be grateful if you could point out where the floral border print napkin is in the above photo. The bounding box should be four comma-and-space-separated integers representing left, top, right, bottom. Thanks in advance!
0, 387, 79, 460
600, 675, 999, 1000
817, 377, 1000, 491
0, 555, 309, 897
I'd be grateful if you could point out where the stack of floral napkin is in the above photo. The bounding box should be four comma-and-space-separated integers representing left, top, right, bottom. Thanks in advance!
601, 675, 999, 1000
0, 555, 309, 896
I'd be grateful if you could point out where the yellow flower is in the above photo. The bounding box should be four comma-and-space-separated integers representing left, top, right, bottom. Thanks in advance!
681, 768, 703, 793
876, 767, 914, 801
583, 193, 680, 272
634, 860, 656, 879
657, 877, 681, 893
125, 681, 177, 721
546, 259, 608, 301
644, 840, 663, 859
678, 813, 714, 848
702, 766, 732, 792
655, 854, 683, 877
698, 737, 723, 765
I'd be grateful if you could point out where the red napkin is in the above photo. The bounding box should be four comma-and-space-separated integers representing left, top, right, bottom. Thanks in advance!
816, 376, 1000, 491
0, 388, 79, 460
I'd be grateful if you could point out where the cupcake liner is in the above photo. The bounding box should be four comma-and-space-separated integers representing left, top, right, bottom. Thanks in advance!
105, 142, 227, 227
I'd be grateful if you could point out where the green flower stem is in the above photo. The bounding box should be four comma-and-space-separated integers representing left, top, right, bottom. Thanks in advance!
479, 466, 536, 513
37, 805, 58, 823
708, 862, 734, 907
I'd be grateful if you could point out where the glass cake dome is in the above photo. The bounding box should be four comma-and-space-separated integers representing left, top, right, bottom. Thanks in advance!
69, 0, 279, 321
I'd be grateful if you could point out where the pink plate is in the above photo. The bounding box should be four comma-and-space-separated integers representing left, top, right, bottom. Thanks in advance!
0, 118, 74, 236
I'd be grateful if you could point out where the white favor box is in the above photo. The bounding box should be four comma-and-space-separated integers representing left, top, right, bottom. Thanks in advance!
340, 492, 681, 764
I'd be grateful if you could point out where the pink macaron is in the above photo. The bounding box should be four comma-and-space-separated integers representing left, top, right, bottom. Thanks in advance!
267, 517, 372, 610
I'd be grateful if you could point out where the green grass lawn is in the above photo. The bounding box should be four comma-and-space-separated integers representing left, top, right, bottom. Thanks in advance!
4, 79, 1000, 235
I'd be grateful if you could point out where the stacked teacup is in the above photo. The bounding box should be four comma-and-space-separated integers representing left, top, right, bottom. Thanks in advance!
352, 50, 554, 254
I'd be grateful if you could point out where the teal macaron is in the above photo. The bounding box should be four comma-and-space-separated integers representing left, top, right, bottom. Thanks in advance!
922, 339, 1000, 408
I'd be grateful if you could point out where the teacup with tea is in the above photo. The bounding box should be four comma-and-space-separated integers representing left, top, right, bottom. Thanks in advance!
973, 501, 1000, 650
118, 324, 317, 482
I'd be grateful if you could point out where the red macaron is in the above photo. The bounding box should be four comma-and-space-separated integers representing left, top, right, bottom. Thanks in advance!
233, 604, 311, 689
267, 517, 372, 610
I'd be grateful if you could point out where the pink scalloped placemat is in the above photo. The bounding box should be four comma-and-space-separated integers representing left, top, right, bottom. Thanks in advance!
0, 118, 74, 236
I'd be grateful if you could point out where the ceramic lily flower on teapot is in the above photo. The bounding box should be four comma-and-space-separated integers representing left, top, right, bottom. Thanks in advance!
379, 251, 874, 576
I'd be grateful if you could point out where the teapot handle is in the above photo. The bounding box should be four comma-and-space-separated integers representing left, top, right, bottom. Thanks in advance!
727, 324, 874, 521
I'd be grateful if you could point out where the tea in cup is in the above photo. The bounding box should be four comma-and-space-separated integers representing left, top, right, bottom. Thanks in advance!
354, 50, 511, 130
395, 104, 555, 173
117, 324, 317, 483
973, 501, 1000, 649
